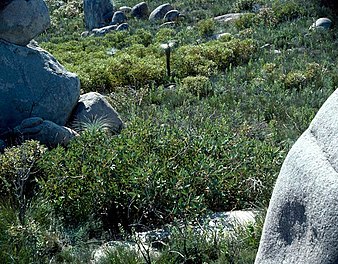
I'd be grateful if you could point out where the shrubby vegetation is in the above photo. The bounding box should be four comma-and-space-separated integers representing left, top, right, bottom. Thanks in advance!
1, 0, 338, 262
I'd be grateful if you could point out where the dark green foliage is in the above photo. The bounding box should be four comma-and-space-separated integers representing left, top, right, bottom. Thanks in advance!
37, 130, 117, 224
173, 38, 256, 78
0, 141, 46, 224
2, 0, 338, 262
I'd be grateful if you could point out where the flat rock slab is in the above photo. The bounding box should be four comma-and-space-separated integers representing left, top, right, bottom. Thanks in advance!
0, 40, 80, 138
255, 89, 338, 263
214, 13, 247, 23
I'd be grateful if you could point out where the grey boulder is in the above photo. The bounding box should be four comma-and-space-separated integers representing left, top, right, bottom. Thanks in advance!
116, 23, 129, 31
83, 0, 114, 30
0, 40, 80, 140
0, 0, 50, 46
149, 3, 173, 21
91, 25, 117, 36
255, 89, 338, 263
131, 2, 149, 19
309, 17, 332, 30
119, 6, 132, 14
111, 11, 127, 25
14, 117, 78, 147
69, 92, 123, 134
163, 10, 180, 22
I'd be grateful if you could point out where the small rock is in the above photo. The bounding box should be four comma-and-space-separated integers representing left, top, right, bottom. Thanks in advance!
309, 17, 332, 30
110, 11, 127, 25
0, 0, 50, 46
211, 32, 232, 40
163, 9, 180, 22
149, 3, 173, 21
252, 3, 262, 13
160, 21, 176, 28
131, 2, 149, 19
81, 31, 90, 37
260, 43, 271, 49
69, 92, 123, 135
116, 23, 129, 31
119, 6, 132, 14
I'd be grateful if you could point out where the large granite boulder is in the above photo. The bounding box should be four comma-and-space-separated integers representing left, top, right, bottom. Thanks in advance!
149, 3, 173, 21
0, 40, 80, 140
84, 0, 114, 30
255, 89, 338, 263
69, 92, 123, 135
110, 11, 127, 25
0, 0, 50, 46
131, 2, 149, 19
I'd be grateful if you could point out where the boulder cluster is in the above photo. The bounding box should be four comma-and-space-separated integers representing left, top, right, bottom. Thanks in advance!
83, 1, 184, 36
0, 0, 123, 150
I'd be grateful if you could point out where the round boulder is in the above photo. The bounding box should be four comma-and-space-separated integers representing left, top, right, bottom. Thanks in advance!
119, 6, 132, 14
309, 17, 332, 30
69, 92, 123, 135
0, 40, 80, 139
116, 23, 130, 31
163, 9, 180, 22
0, 0, 50, 46
111, 11, 127, 25
131, 2, 149, 19
149, 3, 173, 21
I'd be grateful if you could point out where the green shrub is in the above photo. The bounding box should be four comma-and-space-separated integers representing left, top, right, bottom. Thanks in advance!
173, 39, 256, 77
180, 75, 213, 98
196, 19, 216, 38
272, 0, 305, 22
235, 13, 259, 30
37, 130, 117, 224
108, 51, 166, 89
0, 201, 61, 264
232, 0, 261, 12
155, 28, 177, 44
0, 141, 46, 223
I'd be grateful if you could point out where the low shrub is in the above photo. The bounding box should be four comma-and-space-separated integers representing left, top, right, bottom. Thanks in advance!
180, 75, 213, 98
37, 129, 117, 224
196, 19, 216, 38
173, 38, 256, 77
0, 141, 46, 223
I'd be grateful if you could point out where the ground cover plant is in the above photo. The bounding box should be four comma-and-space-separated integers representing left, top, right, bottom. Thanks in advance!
1, 0, 338, 262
